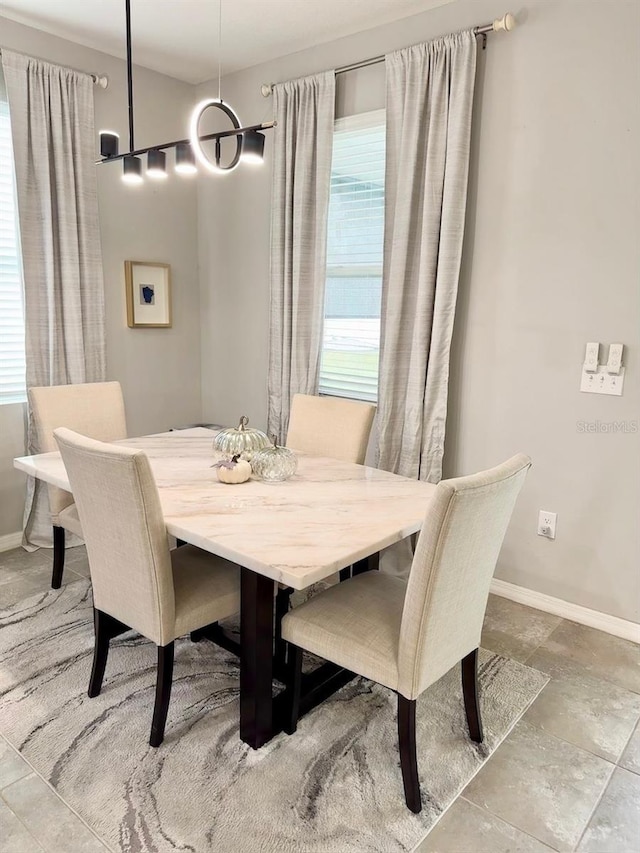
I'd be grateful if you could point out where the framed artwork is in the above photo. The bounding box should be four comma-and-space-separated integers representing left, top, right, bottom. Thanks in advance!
125, 261, 172, 328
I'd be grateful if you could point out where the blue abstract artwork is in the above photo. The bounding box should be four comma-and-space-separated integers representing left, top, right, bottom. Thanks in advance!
140, 284, 155, 305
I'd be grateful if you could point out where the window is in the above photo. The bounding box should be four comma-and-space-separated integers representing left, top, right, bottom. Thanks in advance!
319, 110, 385, 402
0, 94, 26, 404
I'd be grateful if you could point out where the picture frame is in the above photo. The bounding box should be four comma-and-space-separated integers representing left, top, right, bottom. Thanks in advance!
125, 261, 172, 328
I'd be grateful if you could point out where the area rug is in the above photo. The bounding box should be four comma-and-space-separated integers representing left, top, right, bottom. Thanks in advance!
0, 580, 548, 853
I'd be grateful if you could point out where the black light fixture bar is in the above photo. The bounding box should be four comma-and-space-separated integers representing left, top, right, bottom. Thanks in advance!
104, 0, 272, 178
95, 121, 275, 166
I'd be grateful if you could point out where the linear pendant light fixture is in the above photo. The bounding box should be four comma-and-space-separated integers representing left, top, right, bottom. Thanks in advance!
97, 0, 274, 184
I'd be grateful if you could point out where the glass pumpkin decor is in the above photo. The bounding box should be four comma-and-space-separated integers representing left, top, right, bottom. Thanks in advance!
251, 439, 298, 482
214, 416, 271, 461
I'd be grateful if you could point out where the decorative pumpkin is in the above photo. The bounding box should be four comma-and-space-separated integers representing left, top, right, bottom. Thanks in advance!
251, 439, 298, 482
212, 454, 252, 484
214, 415, 271, 461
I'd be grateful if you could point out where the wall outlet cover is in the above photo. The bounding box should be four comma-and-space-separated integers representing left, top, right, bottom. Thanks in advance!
538, 510, 557, 539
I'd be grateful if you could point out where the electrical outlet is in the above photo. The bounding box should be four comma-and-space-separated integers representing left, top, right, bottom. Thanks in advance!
538, 510, 557, 540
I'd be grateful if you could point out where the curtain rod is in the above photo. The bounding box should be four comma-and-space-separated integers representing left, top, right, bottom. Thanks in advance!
260, 12, 515, 97
0, 47, 108, 88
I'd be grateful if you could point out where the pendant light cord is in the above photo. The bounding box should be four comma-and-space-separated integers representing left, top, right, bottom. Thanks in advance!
218, 0, 222, 102
125, 0, 135, 152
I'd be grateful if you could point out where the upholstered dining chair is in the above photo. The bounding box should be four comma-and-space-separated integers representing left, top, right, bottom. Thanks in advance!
282, 453, 532, 812
28, 381, 128, 589
285, 393, 376, 464
54, 427, 241, 747
274, 393, 377, 672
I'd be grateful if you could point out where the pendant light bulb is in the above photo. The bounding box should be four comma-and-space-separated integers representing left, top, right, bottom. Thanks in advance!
147, 149, 168, 179
99, 130, 120, 158
241, 130, 265, 165
122, 155, 143, 185
175, 142, 197, 175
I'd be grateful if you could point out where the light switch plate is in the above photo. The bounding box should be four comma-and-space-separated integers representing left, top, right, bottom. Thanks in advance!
580, 365, 625, 395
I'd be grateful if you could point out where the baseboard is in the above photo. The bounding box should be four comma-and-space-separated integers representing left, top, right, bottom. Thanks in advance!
0, 531, 22, 553
490, 578, 640, 644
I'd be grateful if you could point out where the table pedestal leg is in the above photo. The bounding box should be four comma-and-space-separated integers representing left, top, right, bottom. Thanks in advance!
353, 551, 380, 575
240, 568, 275, 748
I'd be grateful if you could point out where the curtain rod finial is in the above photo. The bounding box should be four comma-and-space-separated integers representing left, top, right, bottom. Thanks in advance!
261, 83, 273, 98
93, 75, 109, 89
493, 13, 515, 32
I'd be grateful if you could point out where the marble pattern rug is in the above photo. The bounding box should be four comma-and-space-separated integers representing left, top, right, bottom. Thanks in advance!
0, 580, 548, 853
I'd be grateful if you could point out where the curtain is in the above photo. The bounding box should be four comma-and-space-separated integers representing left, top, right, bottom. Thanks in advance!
267, 71, 335, 443
2, 50, 106, 548
377, 31, 477, 483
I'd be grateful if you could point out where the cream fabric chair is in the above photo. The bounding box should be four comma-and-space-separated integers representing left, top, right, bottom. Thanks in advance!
274, 393, 377, 673
54, 427, 241, 747
29, 382, 128, 589
282, 453, 531, 812
285, 393, 376, 464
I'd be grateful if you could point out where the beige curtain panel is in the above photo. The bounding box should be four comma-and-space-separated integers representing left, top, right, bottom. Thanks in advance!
377, 31, 477, 484
1, 50, 106, 548
267, 71, 335, 443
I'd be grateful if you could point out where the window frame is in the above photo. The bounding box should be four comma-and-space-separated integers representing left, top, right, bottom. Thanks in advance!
0, 95, 27, 406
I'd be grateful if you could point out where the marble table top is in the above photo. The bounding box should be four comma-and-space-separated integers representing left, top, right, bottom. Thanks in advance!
14, 428, 436, 590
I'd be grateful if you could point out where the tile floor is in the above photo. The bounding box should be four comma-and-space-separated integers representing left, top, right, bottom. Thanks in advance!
0, 546, 639, 853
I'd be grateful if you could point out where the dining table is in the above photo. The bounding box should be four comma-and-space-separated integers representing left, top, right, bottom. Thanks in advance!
14, 427, 437, 749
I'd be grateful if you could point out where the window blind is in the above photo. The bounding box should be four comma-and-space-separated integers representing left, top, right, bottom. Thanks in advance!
319, 110, 385, 402
0, 98, 26, 404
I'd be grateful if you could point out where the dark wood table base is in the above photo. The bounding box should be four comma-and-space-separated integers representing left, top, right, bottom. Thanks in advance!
198, 558, 378, 749
190, 622, 241, 657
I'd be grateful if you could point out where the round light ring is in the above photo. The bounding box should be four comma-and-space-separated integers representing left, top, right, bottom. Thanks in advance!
189, 98, 242, 173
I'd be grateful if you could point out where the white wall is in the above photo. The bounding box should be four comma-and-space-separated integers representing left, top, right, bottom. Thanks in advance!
197, 0, 640, 622
0, 17, 201, 537
447, 0, 639, 624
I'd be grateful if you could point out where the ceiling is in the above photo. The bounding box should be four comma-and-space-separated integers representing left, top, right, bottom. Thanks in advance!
0, 0, 455, 84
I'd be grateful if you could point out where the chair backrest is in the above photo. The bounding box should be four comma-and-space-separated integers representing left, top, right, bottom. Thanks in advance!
54, 427, 175, 647
29, 382, 127, 519
397, 454, 531, 700
285, 394, 376, 464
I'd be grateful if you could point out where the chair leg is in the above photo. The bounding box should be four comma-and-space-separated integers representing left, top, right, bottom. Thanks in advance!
51, 525, 65, 589
461, 648, 483, 743
88, 608, 129, 697
274, 586, 292, 673
397, 695, 421, 813
88, 609, 110, 698
150, 642, 175, 747
284, 644, 303, 735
